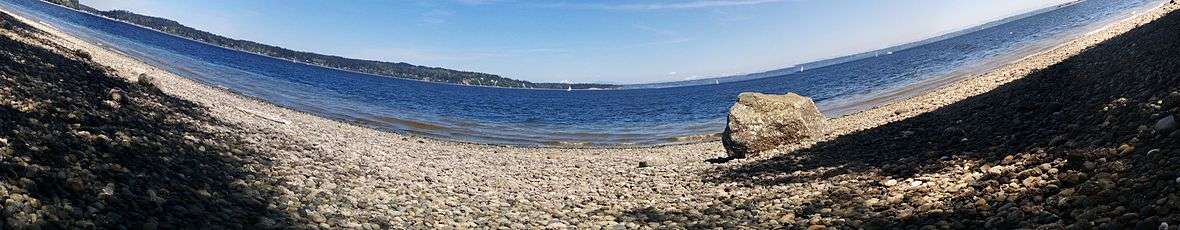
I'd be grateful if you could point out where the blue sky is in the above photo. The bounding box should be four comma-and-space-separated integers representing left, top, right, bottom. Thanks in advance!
82, 0, 1071, 84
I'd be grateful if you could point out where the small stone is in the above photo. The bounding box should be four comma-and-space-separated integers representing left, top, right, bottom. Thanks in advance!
109, 89, 124, 102
975, 198, 990, 209
638, 161, 650, 168
545, 222, 568, 229
988, 166, 1005, 175
1157, 115, 1177, 133
147, 190, 166, 204
1161, 222, 1169, 230
308, 212, 327, 223
103, 100, 120, 109
195, 189, 212, 198
66, 178, 85, 192
1118, 144, 1135, 155
99, 184, 115, 198
864, 198, 880, 206
884, 179, 898, 186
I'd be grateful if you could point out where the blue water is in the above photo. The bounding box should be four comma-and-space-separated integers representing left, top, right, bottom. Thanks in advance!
0, 0, 1164, 146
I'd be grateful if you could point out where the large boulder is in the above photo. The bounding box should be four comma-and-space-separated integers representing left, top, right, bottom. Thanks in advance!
722, 92, 826, 158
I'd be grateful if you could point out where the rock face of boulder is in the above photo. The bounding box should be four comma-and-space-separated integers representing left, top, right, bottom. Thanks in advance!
722, 92, 826, 158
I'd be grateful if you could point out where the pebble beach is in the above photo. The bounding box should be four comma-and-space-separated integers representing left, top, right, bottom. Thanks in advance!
2, 1, 1180, 229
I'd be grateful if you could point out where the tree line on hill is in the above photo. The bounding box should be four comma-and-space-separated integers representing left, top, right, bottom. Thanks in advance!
45, 0, 617, 89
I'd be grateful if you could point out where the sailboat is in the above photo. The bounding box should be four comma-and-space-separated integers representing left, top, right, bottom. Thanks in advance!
567, 86, 572, 91
715, 79, 720, 85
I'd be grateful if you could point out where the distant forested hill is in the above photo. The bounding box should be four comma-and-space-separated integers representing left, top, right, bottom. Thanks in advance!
45, 0, 616, 89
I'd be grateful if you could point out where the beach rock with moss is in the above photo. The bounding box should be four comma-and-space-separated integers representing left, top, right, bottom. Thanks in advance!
722, 92, 825, 158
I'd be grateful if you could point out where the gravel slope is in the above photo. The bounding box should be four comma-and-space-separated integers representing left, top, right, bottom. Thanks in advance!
1, 2, 1178, 229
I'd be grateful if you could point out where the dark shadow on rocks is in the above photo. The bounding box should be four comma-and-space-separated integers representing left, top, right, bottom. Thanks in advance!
719, 7, 1180, 188
0, 15, 290, 228
619, 201, 767, 229
705, 156, 740, 164
0, 12, 44, 36
624, 7, 1180, 229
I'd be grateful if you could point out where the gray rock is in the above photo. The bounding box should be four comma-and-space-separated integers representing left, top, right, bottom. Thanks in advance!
1156, 115, 1177, 133
307, 212, 327, 223
722, 92, 825, 158
1164, 91, 1180, 109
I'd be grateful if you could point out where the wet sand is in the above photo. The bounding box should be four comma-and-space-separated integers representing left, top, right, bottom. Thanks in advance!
2, 1, 1179, 228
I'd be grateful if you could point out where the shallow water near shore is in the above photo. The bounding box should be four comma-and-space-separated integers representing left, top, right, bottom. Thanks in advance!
0, 0, 1164, 146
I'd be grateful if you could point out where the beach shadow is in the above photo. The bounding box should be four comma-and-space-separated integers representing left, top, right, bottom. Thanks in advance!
626, 8, 1180, 229
0, 17, 290, 228
717, 7, 1180, 186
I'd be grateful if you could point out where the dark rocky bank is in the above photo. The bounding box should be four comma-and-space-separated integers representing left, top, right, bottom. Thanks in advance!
689, 6, 1180, 229
0, 12, 294, 229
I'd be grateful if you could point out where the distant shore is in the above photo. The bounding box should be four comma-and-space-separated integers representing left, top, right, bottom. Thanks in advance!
2, 0, 1178, 228
820, 0, 1170, 118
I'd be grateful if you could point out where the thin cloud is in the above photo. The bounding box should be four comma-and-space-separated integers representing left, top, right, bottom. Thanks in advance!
626, 24, 694, 48
546, 0, 788, 11
419, 9, 455, 25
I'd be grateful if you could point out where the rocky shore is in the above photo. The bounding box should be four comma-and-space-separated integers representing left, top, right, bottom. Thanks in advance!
2, 1, 1179, 229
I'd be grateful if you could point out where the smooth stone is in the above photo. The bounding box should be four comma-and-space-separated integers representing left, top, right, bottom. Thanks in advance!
1156, 115, 1177, 133
722, 92, 825, 158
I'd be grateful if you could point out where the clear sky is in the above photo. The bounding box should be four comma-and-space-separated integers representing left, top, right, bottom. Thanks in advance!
81, 0, 1072, 84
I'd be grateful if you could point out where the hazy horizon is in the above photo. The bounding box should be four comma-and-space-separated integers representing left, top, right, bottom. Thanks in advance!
81, 0, 1074, 84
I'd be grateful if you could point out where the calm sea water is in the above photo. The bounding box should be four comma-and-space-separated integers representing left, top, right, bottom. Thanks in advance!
0, 0, 1164, 146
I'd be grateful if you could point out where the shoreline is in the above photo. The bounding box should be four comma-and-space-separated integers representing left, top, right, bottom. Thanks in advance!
4, 0, 1162, 148
823, 1, 1178, 139
6, 0, 1163, 150
821, 0, 1169, 119
3, 1, 1179, 228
